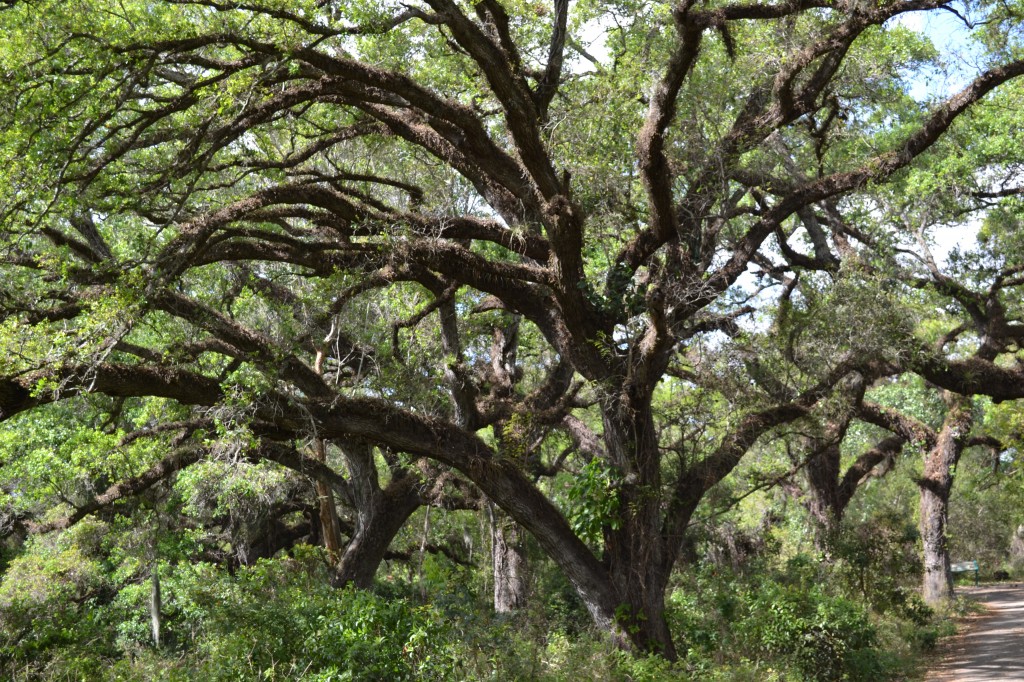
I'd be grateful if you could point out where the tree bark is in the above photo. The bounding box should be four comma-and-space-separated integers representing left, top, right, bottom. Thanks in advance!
601, 396, 676, 659
1010, 525, 1024, 572
920, 480, 954, 605
919, 395, 973, 605
150, 562, 162, 648
489, 502, 528, 612
313, 437, 345, 562
804, 435, 904, 554
312, 350, 345, 561
805, 442, 843, 554
333, 440, 422, 588
310, 399, 629, 650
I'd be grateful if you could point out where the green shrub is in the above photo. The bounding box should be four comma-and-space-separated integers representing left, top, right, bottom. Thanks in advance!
159, 551, 462, 681
0, 530, 945, 682
667, 559, 883, 682
738, 581, 878, 681
0, 521, 117, 679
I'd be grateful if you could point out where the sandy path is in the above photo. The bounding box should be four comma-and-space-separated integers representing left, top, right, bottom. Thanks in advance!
926, 584, 1024, 681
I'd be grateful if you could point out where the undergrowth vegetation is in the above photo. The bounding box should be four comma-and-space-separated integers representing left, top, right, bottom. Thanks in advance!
1, 523, 948, 681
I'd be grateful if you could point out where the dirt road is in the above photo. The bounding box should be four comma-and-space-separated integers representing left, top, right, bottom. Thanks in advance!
926, 584, 1024, 681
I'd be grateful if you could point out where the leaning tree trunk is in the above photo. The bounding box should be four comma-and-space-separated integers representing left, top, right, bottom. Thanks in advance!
919, 395, 972, 605
489, 502, 528, 612
333, 440, 422, 588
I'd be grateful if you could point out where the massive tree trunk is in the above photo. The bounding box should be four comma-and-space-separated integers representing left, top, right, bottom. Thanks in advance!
601, 395, 676, 659
920, 480, 954, 605
333, 441, 422, 588
489, 503, 528, 612
919, 395, 973, 605
805, 442, 844, 554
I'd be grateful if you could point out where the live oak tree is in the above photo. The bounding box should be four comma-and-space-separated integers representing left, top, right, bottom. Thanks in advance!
2, 0, 1024, 657
786, 390, 907, 553
841, 87, 1024, 603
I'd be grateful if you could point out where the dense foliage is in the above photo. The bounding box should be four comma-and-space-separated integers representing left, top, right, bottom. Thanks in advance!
1, 0, 1023, 677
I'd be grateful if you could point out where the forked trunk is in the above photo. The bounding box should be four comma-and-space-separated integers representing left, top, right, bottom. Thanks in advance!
333, 441, 421, 588
333, 489, 420, 588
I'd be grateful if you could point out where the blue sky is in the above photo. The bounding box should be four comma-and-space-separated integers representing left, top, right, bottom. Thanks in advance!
897, 6, 985, 102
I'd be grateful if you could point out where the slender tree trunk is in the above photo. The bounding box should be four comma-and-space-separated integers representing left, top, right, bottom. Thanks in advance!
313, 350, 344, 560
1010, 525, 1024, 570
919, 395, 972, 605
150, 562, 162, 648
489, 502, 528, 612
487, 416, 529, 614
417, 504, 431, 598
313, 437, 344, 562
